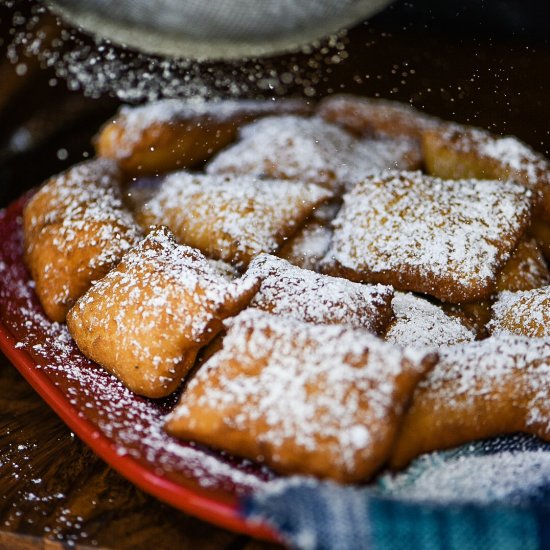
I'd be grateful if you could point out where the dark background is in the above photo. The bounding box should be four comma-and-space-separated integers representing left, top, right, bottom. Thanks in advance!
0, 0, 549, 206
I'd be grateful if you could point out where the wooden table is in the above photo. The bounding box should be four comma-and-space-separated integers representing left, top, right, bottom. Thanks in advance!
1, 1, 549, 547
0, 351, 279, 550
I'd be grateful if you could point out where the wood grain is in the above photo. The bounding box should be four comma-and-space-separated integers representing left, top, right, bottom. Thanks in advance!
0, 352, 279, 549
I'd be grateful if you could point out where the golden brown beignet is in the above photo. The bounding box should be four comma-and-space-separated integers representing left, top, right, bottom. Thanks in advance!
165, 309, 437, 482
317, 94, 441, 140
423, 124, 550, 215
496, 237, 550, 293
385, 292, 475, 349
248, 254, 394, 333
137, 172, 333, 267
390, 336, 550, 469
207, 115, 422, 192
322, 171, 532, 303
96, 99, 311, 176
66, 227, 259, 398
488, 287, 550, 338
23, 158, 141, 322
441, 237, 549, 338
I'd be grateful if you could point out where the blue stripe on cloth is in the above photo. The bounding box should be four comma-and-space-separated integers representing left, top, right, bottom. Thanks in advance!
241, 435, 550, 550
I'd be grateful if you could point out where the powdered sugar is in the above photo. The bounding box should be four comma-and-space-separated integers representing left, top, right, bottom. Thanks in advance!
279, 222, 333, 271
248, 254, 394, 332
109, 98, 310, 158
438, 124, 550, 191
489, 287, 550, 337
168, 309, 433, 477
139, 171, 332, 266
317, 94, 441, 139
380, 449, 550, 505
324, 171, 532, 302
418, 335, 550, 431
1, 206, 268, 493
69, 227, 258, 393
207, 115, 420, 191
386, 292, 475, 349
24, 158, 142, 317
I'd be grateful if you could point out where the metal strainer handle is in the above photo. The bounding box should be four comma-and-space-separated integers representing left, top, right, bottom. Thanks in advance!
46, 0, 393, 60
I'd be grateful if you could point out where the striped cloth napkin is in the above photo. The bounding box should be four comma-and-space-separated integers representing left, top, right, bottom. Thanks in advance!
242, 435, 550, 549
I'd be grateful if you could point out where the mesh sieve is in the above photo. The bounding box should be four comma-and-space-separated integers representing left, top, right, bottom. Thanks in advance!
46, 0, 393, 60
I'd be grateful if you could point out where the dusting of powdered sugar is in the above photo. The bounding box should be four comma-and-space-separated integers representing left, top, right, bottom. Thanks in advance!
278, 201, 340, 270
248, 254, 394, 333
207, 115, 420, 192
438, 124, 550, 191
379, 449, 550, 505
168, 309, 434, 476
386, 292, 475, 349
418, 335, 550, 432
489, 287, 550, 338
323, 171, 532, 301
25, 158, 142, 310
279, 222, 334, 271
317, 94, 442, 139
337, 137, 422, 191
108, 98, 310, 158
139, 172, 332, 266
70, 227, 258, 378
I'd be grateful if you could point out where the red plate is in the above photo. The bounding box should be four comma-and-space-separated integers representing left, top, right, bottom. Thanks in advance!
0, 194, 279, 542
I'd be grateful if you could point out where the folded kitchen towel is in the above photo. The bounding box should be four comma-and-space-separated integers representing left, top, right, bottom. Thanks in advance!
242, 435, 550, 550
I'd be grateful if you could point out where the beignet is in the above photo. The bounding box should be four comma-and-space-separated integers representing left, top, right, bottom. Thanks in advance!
23, 158, 141, 322
165, 309, 437, 482
137, 172, 332, 267
67, 227, 259, 398
248, 254, 394, 333
207, 115, 421, 192
96, 98, 311, 176
391, 336, 550, 468
322, 171, 532, 303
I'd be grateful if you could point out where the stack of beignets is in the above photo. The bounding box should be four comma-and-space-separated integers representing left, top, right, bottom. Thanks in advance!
23, 95, 550, 482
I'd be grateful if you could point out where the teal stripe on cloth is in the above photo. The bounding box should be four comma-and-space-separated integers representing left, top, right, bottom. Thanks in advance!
242, 435, 550, 550
367, 499, 539, 550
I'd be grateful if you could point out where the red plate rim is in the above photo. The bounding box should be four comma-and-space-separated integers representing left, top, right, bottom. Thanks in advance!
0, 197, 279, 543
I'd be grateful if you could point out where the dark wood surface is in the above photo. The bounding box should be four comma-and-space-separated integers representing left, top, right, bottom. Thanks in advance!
1, 1, 549, 547
0, 351, 281, 550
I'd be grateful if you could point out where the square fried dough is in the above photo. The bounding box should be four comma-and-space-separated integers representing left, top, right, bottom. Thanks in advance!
23, 158, 141, 322
207, 115, 421, 192
317, 94, 441, 140
96, 98, 310, 176
322, 171, 533, 303
137, 172, 332, 267
489, 287, 550, 338
423, 124, 550, 215
66, 227, 259, 398
165, 309, 436, 482
391, 335, 550, 468
248, 254, 394, 333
